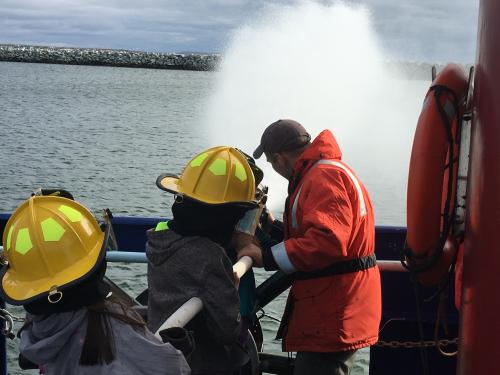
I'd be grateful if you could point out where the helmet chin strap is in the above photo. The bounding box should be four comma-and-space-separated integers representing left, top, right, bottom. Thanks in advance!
31, 188, 75, 200
102, 208, 118, 252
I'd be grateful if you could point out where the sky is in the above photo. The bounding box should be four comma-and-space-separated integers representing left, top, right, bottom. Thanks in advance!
0, 0, 479, 63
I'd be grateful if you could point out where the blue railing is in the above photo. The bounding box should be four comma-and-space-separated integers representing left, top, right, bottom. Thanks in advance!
1, 299, 5, 375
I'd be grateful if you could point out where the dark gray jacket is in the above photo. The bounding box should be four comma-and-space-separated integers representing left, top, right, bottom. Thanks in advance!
146, 228, 245, 375
20, 307, 190, 375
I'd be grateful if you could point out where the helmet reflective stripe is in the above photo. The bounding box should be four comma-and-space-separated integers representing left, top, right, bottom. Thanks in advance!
5, 226, 13, 251
234, 161, 247, 182
15, 228, 33, 254
155, 221, 169, 232
58, 205, 82, 222
41, 218, 66, 241
208, 158, 227, 176
291, 160, 367, 229
190, 152, 209, 167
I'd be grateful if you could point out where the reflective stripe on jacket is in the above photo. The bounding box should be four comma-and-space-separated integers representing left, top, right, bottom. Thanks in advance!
273, 129, 382, 352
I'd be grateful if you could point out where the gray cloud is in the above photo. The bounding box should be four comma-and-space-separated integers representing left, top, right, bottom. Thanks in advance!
0, 0, 478, 61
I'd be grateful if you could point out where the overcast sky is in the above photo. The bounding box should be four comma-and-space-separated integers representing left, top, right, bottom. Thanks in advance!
0, 0, 478, 62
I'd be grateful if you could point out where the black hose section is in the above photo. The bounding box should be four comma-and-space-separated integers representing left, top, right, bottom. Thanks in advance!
401, 84, 460, 275
253, 270, 293, 312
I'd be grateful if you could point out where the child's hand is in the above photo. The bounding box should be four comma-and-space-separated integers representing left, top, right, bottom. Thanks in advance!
231, 232, 257, 250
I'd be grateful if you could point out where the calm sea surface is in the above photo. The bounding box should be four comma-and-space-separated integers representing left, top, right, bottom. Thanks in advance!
0, 61, 214, 215
0, 61, 292, 374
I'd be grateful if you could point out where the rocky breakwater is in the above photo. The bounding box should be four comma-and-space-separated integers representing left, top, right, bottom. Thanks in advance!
0, 44, 220, 71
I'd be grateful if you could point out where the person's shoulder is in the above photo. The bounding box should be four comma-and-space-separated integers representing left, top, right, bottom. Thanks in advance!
172, 235, 224, 256
186, 237, 233, 272
304, 161, 346, 180
301, 163, 355, 194
146, 223, 174, 240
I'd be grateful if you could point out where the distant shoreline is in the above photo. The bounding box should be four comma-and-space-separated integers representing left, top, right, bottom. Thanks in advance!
0, 44, 221, 71
0, 44, 472, 79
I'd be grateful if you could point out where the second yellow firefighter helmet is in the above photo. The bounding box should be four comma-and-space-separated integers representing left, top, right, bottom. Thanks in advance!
156, 146, 258, 206
0, 195, 108, 305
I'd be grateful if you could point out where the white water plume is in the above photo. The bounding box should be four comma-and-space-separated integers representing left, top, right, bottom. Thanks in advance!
204, 0, 429, 225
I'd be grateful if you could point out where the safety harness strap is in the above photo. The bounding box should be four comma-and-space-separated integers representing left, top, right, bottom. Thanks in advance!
293, 253, 377, 280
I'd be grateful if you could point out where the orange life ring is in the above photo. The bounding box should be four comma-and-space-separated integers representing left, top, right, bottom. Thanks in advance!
406, 63, 468, 286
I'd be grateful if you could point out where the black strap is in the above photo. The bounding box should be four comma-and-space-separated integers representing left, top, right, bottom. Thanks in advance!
293, 253, 377, 280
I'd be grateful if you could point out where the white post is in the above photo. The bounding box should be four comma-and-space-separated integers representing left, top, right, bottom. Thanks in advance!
232, 255, 253, 279
154, 256, 254, 338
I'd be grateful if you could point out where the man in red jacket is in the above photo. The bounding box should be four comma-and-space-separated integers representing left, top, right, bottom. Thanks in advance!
238, 119, 381, 375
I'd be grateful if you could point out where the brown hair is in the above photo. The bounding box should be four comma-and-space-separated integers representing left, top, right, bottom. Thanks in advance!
79, 294, 146, 366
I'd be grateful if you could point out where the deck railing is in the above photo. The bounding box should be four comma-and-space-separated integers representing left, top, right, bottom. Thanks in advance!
106, 251, 407, 272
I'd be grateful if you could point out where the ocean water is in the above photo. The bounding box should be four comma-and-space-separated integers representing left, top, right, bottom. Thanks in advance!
0, 61, 214, 216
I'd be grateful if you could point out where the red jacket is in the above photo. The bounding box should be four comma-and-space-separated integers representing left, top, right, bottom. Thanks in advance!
272, 130, 381, 352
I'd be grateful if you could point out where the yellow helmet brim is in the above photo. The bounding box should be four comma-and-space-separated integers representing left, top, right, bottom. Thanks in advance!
156, 174, 181, 195
156, 172, 258, 207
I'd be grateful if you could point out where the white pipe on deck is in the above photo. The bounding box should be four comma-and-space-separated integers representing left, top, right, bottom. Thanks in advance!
232, 255, 253, 278
377, 260, 407, 272
106, 251, 147, 263
154, 256, 253, 338
154, 297, 203, 339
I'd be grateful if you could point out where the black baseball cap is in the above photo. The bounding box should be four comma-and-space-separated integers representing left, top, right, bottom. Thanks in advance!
253, 119, 311, 159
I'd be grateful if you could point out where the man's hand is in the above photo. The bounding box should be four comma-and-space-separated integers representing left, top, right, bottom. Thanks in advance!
260, 208, 276, 234
267, 210, 276, 223
237, 243, 264, 267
